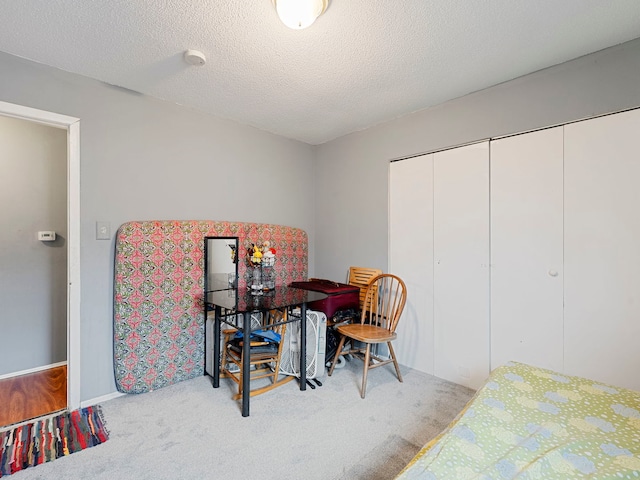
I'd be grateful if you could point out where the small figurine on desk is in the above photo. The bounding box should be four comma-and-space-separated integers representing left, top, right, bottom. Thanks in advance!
262, 241, 276, 267
248, 244, 262, 266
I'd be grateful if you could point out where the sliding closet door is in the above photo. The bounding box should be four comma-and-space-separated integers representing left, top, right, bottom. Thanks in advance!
564, 109, 640, 391
433, 142, 490, 389
490, 127, 564, 372
389, 155, 434, 375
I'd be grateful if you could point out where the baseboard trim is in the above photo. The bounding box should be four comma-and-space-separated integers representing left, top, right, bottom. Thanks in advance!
80, 391, 126, 408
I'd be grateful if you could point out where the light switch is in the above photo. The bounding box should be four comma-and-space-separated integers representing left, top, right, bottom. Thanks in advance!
96, 221, 111, 240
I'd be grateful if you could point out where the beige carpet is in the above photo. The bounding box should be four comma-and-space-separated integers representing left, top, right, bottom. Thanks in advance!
13, 359, 474, 480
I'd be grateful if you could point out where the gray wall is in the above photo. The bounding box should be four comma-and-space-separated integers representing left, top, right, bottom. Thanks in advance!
0, 115, 67, 375
314, 37, 640, 282
3, 35, 640, 400
0, 52, 315, 401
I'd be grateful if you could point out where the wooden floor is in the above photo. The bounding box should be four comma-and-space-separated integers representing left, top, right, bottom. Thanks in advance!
0, 365, 67, 427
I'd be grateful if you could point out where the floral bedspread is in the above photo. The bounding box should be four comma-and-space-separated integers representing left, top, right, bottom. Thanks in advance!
396, 362, 640, 479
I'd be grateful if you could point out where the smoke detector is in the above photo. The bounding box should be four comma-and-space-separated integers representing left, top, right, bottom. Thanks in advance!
184, 50, 206, 66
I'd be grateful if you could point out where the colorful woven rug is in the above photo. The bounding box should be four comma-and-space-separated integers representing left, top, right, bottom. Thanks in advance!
0, 406, 108, 477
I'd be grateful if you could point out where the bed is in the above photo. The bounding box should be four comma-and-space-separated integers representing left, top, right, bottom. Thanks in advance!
396, 362, 640, 479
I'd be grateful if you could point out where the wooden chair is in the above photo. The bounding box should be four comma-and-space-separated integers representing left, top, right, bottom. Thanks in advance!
221, 309, 294, 400
348, 266, 383, 313
328, 274, 407, 398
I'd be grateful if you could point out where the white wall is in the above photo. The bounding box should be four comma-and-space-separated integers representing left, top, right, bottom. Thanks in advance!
0, 51, 315, 401
0, 115, 67, 375
314, 37, 640, 283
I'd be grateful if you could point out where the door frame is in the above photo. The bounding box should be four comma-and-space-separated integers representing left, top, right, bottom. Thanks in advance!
0, 101, 81, 411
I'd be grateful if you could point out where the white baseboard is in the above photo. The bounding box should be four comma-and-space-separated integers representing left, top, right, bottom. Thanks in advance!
81, 391, 126, 408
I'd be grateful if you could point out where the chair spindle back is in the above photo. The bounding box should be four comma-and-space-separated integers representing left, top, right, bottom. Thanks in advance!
360, 274, 407, 332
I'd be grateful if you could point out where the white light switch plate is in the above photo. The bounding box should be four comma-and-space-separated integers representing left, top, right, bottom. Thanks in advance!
96, 221, 111, 240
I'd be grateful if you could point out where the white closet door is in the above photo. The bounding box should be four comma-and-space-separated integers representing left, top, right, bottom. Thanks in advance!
564, 109, 640, 391
389, 155, 434, 375
490, 127, 564, 372
433, 142, 490, 389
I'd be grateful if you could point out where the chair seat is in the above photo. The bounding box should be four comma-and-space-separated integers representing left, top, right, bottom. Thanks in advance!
337, 324, 397, 344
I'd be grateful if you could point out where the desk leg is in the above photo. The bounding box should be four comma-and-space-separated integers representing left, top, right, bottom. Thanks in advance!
213, 306, 221, 388
242, 311, 251, 417
300, 303, 307, 391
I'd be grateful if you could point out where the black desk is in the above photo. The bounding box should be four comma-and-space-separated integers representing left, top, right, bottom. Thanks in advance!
205, 286, 327, 416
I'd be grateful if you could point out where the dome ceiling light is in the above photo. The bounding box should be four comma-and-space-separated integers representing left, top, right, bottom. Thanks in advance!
272, 0, 329, 30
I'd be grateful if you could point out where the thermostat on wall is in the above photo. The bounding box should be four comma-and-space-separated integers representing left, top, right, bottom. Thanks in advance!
38, 231, 56, 241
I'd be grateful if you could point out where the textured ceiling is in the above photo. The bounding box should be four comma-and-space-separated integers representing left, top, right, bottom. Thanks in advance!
1, 1, 639, 145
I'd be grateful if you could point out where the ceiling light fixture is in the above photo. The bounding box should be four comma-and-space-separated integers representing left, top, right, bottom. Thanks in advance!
272, 0, 328, 30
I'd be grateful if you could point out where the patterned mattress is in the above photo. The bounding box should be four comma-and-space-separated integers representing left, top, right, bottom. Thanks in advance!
113, 220, 308, 393
396, 362, 640, 479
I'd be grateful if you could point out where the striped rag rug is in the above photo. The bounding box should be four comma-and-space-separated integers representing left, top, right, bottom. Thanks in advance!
0, 406, 108, 477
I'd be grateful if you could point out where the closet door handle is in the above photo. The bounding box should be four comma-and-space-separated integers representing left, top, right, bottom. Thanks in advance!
548, 270, 559, 277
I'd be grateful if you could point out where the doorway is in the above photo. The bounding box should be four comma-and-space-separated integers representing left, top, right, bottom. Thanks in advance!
0, 101, 80, 423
